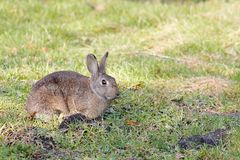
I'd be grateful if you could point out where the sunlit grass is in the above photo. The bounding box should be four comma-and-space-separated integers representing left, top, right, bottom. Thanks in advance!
0, 0, 240, 159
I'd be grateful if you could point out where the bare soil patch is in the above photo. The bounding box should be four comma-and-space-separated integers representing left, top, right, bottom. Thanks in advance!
0, 124, 83, 159
178, 128, 231, 150
0, 125, 56, 150
181, 76, 232, 96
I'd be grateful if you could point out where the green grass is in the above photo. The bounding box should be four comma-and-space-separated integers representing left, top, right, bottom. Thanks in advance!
0, 0, 240, 159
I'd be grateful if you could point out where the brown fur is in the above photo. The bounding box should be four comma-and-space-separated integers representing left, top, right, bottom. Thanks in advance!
26, 53, 119, 121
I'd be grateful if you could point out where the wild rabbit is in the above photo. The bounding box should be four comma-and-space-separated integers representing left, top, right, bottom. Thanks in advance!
26, 52, 119, 121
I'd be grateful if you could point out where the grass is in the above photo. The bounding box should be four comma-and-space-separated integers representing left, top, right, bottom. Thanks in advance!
0, 0, 240, 159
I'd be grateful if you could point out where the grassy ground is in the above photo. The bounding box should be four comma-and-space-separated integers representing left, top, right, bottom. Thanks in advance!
0, 0, 240, 159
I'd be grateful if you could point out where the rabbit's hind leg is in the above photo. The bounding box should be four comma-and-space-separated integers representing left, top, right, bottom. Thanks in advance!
26, 85, 69, 122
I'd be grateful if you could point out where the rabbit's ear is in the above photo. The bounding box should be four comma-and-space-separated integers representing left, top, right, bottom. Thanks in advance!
99, 51, 109, 73
87, 54, 99, 78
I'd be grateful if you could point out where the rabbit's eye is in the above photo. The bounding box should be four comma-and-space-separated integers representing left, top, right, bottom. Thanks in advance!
101, 79, 107, 85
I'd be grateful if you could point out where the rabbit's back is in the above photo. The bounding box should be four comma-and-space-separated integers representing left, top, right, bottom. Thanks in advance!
26, 71, 94, 120
32, 71, 88, 94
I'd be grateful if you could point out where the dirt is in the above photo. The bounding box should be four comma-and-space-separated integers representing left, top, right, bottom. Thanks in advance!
1, 125, 56, 150
178, 128, 231, 150
182, 76, 232, 96
0, 124, 83, 159
58, 113, 96, 133
0, 125, 57, 159
59, 108, 118, 133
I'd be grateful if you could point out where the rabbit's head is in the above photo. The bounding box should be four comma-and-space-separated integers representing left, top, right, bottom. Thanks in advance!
87, 52, 119, 100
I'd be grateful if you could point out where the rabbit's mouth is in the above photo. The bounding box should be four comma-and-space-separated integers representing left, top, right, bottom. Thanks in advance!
106, 96, 114, 100
106, 94, 120, 100
101, 91, 119, 100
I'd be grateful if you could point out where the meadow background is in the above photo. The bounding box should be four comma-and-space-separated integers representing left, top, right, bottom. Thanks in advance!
0, 0, 240, 159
